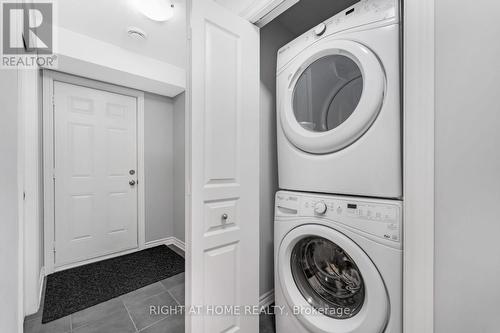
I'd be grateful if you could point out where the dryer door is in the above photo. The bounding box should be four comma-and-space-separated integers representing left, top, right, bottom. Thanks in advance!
280, 40, 385, 154
278, 224, 389, 333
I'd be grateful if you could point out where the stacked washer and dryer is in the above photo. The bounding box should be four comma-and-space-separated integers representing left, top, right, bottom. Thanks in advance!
274, 1, 402, 333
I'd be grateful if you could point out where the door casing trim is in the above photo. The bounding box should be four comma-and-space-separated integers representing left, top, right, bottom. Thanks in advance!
403, 0, 435, 332
42, 70, 146, 274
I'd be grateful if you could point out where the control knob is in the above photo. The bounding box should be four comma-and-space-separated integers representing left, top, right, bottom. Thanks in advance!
314, 23, 327, 36
314, 201, 327, 215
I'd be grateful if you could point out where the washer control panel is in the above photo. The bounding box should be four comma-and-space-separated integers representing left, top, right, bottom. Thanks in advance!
276, 192, 402, 243
314, 201, 328, 215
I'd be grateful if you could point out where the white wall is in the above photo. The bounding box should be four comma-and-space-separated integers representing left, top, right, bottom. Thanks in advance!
144, 92, 185, 244
144, 93, 175, 242
434, 2, 500, 332
259, 20, 294, 295
173, 93, 186, 242
21, 69, 45, 316
0, 70, 22, 332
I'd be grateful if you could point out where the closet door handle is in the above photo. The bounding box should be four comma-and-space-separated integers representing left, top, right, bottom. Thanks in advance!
129, 180, 136, 186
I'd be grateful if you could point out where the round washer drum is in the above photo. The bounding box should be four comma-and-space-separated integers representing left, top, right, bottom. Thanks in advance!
290, 236, 365, 320
280, 39, 385, 154
278, 224, 389, 333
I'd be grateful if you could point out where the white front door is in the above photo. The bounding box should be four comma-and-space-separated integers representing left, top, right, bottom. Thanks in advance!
53, 81, 138, 269
187, 0, 260, 332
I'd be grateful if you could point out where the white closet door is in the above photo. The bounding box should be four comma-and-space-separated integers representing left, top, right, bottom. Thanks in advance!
54, 81, 138, 268
187, 0, 260, 332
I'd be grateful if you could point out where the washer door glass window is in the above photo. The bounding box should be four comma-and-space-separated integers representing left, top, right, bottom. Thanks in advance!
291, 236, 365, 319
292, 55, 363, 132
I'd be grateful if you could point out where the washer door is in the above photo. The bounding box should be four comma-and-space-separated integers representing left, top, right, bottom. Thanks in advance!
280, 40, 385, 154
278, 224, 389, 333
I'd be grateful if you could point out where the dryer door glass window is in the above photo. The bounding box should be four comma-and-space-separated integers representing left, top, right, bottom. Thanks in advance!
292, 55, 363, 132
291, 236, 365, 319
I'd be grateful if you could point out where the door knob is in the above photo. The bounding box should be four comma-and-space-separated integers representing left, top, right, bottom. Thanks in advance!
221, 213, 228, 221
129, 180, 136, 186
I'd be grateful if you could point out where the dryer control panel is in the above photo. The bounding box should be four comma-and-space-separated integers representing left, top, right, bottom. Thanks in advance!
276, 191, 402, 244
277, 0, 399, 72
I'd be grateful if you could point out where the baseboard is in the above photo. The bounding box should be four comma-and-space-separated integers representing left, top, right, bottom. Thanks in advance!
171, 237, 186, 252
259, 289, 274, 308
37, 266, 45, 310
145, 237, 185, 252
144, 237, 175, 249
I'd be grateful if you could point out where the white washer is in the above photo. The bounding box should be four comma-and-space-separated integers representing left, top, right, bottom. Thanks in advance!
277, 0, 401, 198
274, 191, 402, 333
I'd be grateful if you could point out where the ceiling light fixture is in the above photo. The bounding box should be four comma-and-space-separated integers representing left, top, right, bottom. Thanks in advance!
132, 0, 175, 22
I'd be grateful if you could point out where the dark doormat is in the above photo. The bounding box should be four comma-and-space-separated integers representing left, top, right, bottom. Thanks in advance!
42, 245, 184, 323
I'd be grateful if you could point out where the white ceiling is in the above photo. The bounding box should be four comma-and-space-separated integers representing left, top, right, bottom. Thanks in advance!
55, 0, 187, 69
214, 0, 257, 15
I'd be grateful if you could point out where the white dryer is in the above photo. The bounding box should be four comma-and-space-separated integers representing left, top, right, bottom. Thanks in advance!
277, 0, 401, 198
274, 191, 402, 333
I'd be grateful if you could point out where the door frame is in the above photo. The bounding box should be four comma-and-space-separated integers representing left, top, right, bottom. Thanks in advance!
402, 0, 435, 332
42, 70, 146, 274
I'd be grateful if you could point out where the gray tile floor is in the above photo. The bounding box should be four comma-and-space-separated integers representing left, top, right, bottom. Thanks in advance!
23, 245, 276, 333
259, 313, 276, 333
24, 272, 186, 333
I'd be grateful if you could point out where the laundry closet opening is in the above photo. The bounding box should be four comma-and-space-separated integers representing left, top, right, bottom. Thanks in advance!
258, 0, 396, 332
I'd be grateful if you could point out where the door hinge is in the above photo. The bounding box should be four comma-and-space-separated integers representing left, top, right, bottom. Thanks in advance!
53, 243, 56, 254
23, 191, 26, 200
187, 26, 192, 40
